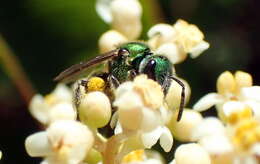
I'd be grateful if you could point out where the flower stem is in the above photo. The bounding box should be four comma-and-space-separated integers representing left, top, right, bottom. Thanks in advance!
0, 35, 35, 105
94, 132, 107, 152
103, 133, 128, 164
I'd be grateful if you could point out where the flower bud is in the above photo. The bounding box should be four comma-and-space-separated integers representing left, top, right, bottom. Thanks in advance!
78, 91, 111, 128
111, 0, 142, 39
217, 71, 236, 95
175, 143, 211, 164
168, 109, 203, 142
99, 30, 127, 53
234, 71, 253, 90
165, 78, 191, 110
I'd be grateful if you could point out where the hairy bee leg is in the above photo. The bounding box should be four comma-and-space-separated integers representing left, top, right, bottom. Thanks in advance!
74, 79, 88, 108
169, 76, 185, 122
108, 74, 120, 90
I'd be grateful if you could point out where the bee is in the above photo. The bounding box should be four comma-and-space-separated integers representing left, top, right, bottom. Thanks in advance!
54, 42, 185, 121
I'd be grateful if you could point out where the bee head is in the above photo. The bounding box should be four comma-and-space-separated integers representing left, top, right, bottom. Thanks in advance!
119, 42, 151, 67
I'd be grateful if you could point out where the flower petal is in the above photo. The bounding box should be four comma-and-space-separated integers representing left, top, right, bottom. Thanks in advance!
141, 126, 162, 149
240, 86, 260, 102
245, 100, 260, 121
114, 81, 133, 98
50, 102, 76, 123
189, 40, 209, 58
29, 94, 50, 124
115, 91, 143, 131
155, 43, 186, 64
147, 24, 176, 43
234, 71, 253, 89
193, 93, 224, 112
175, 143, 211, 164
199, 134, 233, 155
141, 108, 161, 132
159, 127, 173, 152
159, 106, 170, 124
222, 101, 247, 117
96, 0, 113, 23
192, 117, 225, 140
25, 132, 52, 157
52, 84, 72, 102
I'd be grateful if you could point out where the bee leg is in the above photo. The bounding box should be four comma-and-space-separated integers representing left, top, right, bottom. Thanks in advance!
108, 74, 120, 90
168, 76, 185, 122
74, 79, 88, 108
162, 76, 172, 95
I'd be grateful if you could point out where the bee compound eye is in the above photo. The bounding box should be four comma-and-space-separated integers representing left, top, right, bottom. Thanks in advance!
143, 59, 156, 80
118, 48, 129, 56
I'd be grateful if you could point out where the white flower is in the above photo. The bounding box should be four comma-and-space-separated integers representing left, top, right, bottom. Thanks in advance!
174, 143, 211, 164
193, 71, 260, 122
29, 84, 76, 125
191, 117, 236, 164
147, 19, 209, 64
25, 120, 94, 164
113, 75, 173, 152
191, 111, 260, 164
97, 0, 142, 53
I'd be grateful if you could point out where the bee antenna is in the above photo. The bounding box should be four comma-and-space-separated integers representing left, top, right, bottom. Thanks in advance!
169, 76, 185, 122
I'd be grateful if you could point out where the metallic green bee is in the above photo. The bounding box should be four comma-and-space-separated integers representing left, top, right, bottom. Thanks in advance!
54, 42, 185, 121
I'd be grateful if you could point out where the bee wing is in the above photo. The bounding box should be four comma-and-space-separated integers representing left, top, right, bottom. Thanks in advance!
54, 49, 118, 83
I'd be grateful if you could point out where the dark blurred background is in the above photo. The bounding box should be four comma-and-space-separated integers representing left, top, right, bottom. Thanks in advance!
0, 0, 259, 163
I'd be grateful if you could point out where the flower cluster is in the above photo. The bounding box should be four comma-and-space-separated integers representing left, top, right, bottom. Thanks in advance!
97, 0, 209, 64
25, 0, 260, 164
169, 71, 260, 164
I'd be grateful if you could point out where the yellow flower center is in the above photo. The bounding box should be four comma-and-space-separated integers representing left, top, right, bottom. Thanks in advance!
232, 118, 260, 150
87, 77, 106, 92
227, 107, 253, 125
122, 149, 145, 163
